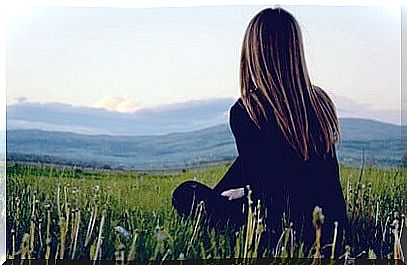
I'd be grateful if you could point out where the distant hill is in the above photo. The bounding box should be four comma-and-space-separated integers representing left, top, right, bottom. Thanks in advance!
336, 118, 405, 167
7, 96, 405, 136
338, 118, 402, 141
6, 98, 235, 135
6, 118, 406, 170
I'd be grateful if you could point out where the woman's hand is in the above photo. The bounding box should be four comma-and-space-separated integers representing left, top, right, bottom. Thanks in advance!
221, 188, 245, 201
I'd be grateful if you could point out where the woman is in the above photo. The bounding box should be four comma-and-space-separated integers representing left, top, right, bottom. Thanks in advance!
172, 7, 348, 257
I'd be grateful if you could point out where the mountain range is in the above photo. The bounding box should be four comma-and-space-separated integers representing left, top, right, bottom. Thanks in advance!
6, 118, 405, 170
5, 97, 406, 170
6, 98, 235, 136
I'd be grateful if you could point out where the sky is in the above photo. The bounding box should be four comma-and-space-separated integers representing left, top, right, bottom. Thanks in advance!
5, 5, 402, 115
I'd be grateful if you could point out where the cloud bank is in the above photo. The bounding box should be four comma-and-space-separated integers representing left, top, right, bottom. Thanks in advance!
92, 96, 140, 113
6, 94, 404, 136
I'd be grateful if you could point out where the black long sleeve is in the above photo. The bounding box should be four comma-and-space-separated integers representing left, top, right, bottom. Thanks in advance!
229, 99, 260, 159
212, 99, 259, 194
208, 95, 347, 255
212, 156, 246, 194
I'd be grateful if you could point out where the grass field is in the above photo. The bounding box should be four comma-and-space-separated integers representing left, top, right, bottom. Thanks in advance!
5, 162, 407, 261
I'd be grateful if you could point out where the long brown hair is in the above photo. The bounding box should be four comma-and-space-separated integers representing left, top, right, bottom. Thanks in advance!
240, 7, 339, 161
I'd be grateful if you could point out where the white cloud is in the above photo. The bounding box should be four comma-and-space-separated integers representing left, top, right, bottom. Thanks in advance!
92, 96, 140, 113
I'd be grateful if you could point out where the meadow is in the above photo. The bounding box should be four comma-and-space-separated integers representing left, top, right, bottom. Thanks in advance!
5, 162, 406, 262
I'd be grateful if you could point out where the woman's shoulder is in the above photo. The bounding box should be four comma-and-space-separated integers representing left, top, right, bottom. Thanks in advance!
229, 98, 258, 132
230, 94, 276, 129
230, 98, 255, 125
229, 98, 246, 118
230, 97, 243, 111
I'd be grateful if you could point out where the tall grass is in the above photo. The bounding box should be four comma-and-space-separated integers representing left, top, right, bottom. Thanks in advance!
5, 162, 406, 261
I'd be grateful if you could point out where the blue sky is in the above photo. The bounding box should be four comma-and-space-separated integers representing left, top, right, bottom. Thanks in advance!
6, 5, 401, 115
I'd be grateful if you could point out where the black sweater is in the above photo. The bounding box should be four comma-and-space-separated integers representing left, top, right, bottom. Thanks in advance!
213, 96, 348, 246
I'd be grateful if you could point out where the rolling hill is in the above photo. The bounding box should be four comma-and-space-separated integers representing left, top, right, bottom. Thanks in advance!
6, 118, 406, 170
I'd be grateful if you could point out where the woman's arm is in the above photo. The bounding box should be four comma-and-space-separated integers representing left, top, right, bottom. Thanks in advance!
213, 99, 260, 196
229, 99, 261, 158
212, 156, 246, 194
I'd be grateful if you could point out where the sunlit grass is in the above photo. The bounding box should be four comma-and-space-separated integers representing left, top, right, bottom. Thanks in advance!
6, 162, 406, 261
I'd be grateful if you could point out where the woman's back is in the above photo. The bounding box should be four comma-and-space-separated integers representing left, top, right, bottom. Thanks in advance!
226, 87, 347, 252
